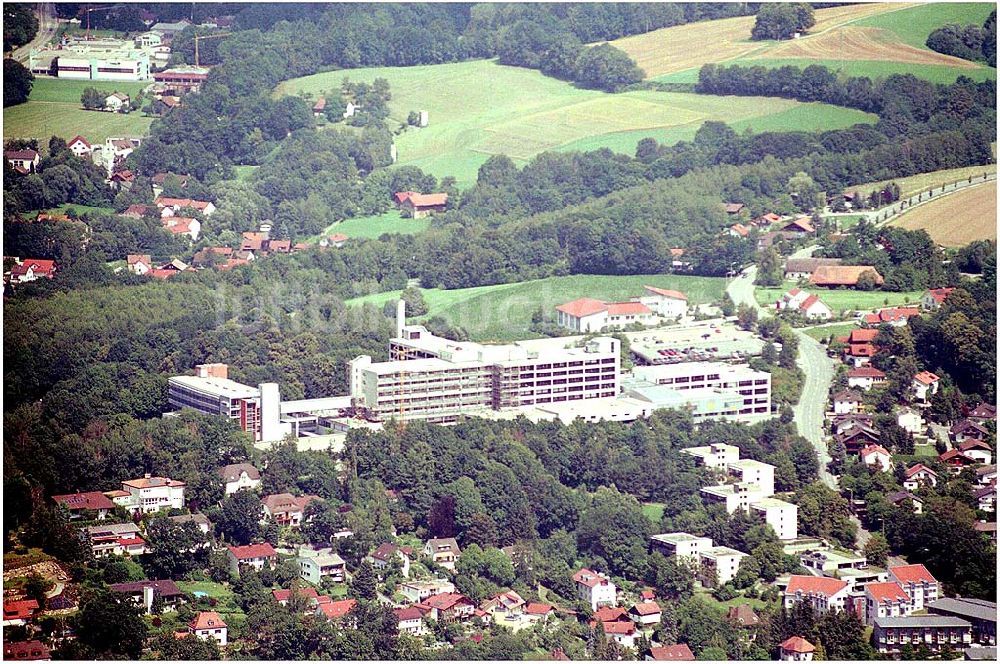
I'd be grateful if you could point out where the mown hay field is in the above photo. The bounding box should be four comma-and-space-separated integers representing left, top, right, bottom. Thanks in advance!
890, 183, 997, 247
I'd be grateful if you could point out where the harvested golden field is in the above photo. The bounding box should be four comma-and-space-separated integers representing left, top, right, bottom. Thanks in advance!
891, 183, 997, 247
612, 3, 912, 78
760, 26, 980, 68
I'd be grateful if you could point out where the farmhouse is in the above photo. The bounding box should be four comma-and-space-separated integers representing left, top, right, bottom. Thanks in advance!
784, 257, 842, 280
5, 149, 40, 174
810, 265, 884, 288
105, 92, 131, 112
395, 191, 448, 218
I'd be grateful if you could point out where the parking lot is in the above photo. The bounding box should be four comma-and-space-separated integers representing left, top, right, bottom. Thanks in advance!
625, 319, 764, 365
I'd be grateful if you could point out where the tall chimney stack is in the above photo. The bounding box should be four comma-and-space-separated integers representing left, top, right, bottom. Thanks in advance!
396, 299, 406, 338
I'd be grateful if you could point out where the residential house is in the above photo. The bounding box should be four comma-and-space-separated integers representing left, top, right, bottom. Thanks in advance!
783, 575, 850, 614
863, 307, 920, 327
779, 636, 816, 661
973, 520, 996, 543
261, 493, 320, 527
190, 611, 227, 645
218, 463, 261, 495
3, 640, 51, 661
847, 366, 887, 391
192, 246, 235, 267
940, 449, 978, 473
67, 135, 92, 158
699, 546, 748, 587
921, 288, 955, 311
902, 464, 938, 491
396, 191, 448, 218
325, 233, 349, 248
975, 465, 997, 487
927, 597, 997, 646
649, 532, 714, 562
784, 258, 843, 280
84, 522, 146, 557
896, 407, 924, 435
368, 543, 411, 578
524, 602, 556, 624
832, 413, 874, 436
724, 202, 745, 215
7, 259, 57, 284
155, 196, 215, 217
729, 223, 750, 238
297, 547, 346, 585
105, 92, 130, 112
51, 491, 115, 520
889, 564, 939, 612
861, 444, 893, 472
959, 440, 993, 465
5, 149, 40, 174
126, 254, 153, 275
394, 606, 425, 636
418, 592, 474, 622
3, 600, 40, 627
810, 265, 884, 288
865, 581, 912, 625
950, 419, 990, 444
776, 288, 832, 320
887, 490, 924, 515
727, 604, 761, 630
123, 204, 152, 218
845, 343, 878, 367
115, 475, 186, 513
647, 644, 695, 661
168, 513, 212, 535
272, 587, 320, 608
629, 601, 662, 627
399, 579, 455, 603
873, 616, 972, 654
161, 216, 201, 241
600, 620, 637, 648
151, 95, 181, 115
226, 543, 277, 575
832, 389, 863, 415
482, 590, 526, 623
912, 371, 940, 402
150, 172, 191, 196
780, 217, 815, 234
835, 424, 881, 455
572, 568, 617, 611
968, 403, 997, 422
423, 537, 461, 570
639, 286, 689, 318
109, 580, 186, 614
974, 485, 996, 512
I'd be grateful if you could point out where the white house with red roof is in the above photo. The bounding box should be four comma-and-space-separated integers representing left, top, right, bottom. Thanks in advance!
629, 601, 662, 626
864, 581, 912, 625
126, 254, 153, 276
7, 258, 56, 283
67, 135, 92, 158
902, 464, 938, 491
861, 444, 893, 472
573, 568, 617, 610
912, 371, 940, 402
396, 191, 448, 218
640, 286, 689, 318
394, 606, 425, 635
117, 475, 185, 513
783, 575, 850, 614
647, 644, 695, 661
863, 307, 920, 327
161, 216, 201, 241
227, 543, 277, 574
888, 564, 939, 612
154, 196, 216, 217
847, 366, 886, 391
776, 288, 831, 320
958, 439, 992, 465
5, 149, 39, 174
779, 636, 815, 661
921, 288, 954, 311
523, 602, 556, 624
555, 298, 655, 332
51, 491, 115, 520
189, 611, 227, 645
600, 619, 638, 648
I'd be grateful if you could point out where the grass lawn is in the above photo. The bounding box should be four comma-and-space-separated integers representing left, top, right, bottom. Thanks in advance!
854, 3, 996, 49
176, 580, 246, 627
347, 274, 727, 342
30, 202, 116, 217
694, 587, 774, 612
724, 57, 995, 85
233, 165, 259, 182
642, 502, 665, 525
311, 210, 430, 243
823, 214, 866, 231
802, 322, 859, 343
756, 283, 923, 313
277, 60, 875, 186
4, 78, 153, 145
850, 164, 997, 200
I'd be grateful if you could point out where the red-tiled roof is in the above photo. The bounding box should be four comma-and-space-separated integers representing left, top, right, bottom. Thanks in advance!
52, 491, 115, 511
123, 204, 151, 217
925, 287, 954, 304
848, 343, 877, 357
848, 366, 885, 378
423, 592, 471, 611
630, 601, 660, 616
190, 611, 226, 630
757, 212, 781, 224
848, 328, 879, 343
606, 301, 651, 316
117, 537, 146, 546
780, 636, 815, 654
3, 599, 40, 620
68, 135, 91, 148
861, 444, 891, 458
394, 191, 418, 204
785, 575, 848, 597
272, 587, 319, 602
594, 606, 629, 622
370, 542, 400, 562
3, 640, 51, 660
557, 298, 607, 318
889, 564, 936, 585
329, 233, 349, 243
782, 217, 815, 233
648, 644, 695, 661
939, 449, 976, 464
643, 286, 688, 300
405, 192, 448, 207
914, 371, 940, 385
241, 232, 266, 251
525, 602, 553, 615
155, 196, 212, 211
227, 543, 276, 560
904, 464, 937, 479
394, 606, 423, 621
866, 581, 909, 603
5, 149, 38, 161
730, 223, 750, 237
959, 439, 992, 452
573, 568, 611, 589
864, 307, 920, 325
810, 265, 884, 286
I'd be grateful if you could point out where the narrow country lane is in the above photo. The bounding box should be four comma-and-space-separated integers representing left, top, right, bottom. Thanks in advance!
12, 4, 58, 64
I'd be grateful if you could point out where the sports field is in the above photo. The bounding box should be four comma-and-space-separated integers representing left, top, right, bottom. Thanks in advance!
890, 183, 997, 247
618, 2, 995, 84
278, 60, 874, 185
312, 210, 430, 242
756, 284, 924, 313
347, 273, 728, 342
4, 78, 153, 144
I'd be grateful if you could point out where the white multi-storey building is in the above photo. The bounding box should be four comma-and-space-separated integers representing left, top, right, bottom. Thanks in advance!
699, 546, 748, 587
749, 498, 799, 540
572, 568, 617, 610
682, 443, 741, 468
631, 362, 771, 417
649, 533, 713, 562
114, 475, 185, 513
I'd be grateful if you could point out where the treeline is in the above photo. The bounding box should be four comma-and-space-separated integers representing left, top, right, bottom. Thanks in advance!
696, 63, 996, 135
926, 9, 996, 66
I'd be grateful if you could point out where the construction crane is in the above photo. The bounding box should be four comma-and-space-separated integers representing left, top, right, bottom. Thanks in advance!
82, 4, 125, 40
192, 31, 231, 67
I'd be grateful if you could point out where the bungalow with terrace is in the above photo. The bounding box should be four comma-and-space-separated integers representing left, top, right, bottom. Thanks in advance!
5, 149, 40, 174
481, 590, 526, 623
864, 582, 913, 625
810, 265, 884, 288
400, 579, 455, 603
959, 440, 993, 465
921, 287, 954, 311
113, 475, 185, 514
423, 537, 461, 570
2, 600, 40, 627
52, 491, 115, 520
218, 463, 261, 495
912, 371, 940, 402
84, 522, 146, 557
902, 464, 938, 491
888, 564, 939, 612
784, 257, 843, 280
226, 543, 277, 575
847, 366, 886, 391
395, 191, 448, 218
783, 575, 850, 614
861, 444, 893, 472
573, 568, 617, 610
260, 493, 321, 527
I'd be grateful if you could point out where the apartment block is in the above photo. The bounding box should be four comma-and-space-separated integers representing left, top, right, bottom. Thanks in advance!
699, 546, 748, 587
873, 616, 972, 655
167, 364, 284, 442
682, 443, 740, 469
650, 533, 714, 561
749, 498, 798, 541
